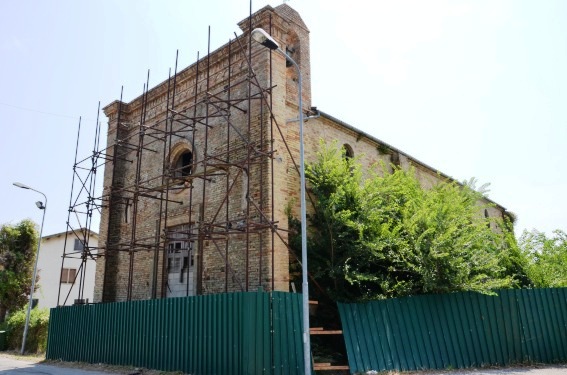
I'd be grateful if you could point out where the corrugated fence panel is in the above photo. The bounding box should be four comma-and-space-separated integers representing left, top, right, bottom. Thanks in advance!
272, 291, 305, 375
46, 291, 304, 375
339, 288, 567, 373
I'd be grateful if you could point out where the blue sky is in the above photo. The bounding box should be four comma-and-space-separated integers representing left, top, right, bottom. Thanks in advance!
1, 0, 566, 237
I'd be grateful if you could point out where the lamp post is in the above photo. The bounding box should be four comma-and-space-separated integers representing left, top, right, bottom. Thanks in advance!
13, 182, 47, 355
251, 28, 311, 375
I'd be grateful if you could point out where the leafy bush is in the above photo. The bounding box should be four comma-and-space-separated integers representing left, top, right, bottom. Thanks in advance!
520, 229, 567, 287
290, 140, 529, 302
5, 306, 49, 353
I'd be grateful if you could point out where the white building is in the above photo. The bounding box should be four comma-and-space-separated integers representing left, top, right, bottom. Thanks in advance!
36, 229, 98, 308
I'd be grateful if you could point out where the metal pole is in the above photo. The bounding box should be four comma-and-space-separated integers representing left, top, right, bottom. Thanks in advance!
286, 51, 311, 375
13, 183, 47, 354
251, 28, 311, 374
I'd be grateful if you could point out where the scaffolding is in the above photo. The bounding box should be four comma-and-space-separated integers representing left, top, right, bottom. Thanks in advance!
57, 10, 309, 304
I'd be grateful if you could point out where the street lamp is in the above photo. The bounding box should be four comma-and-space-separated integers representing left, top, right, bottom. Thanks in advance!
252, 28, 311, 375
13, 182, 47, 355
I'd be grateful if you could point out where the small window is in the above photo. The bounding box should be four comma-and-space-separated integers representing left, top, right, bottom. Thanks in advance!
342, 144, 355, 176
175, 151, 193, 177
123, 198, 131, 223
74, 239, 84, 252
342, 144, 354, 159
61, 268, 77, 284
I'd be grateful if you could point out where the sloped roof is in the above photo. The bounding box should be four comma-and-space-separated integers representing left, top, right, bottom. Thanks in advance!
42, 228, 98, 241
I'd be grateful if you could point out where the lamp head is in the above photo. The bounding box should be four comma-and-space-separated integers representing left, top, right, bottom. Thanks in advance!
251, 28, 279, 50
35, 201, 45, 210
13, 182, 31, 190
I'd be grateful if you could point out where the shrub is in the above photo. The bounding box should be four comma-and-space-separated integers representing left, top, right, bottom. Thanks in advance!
290, 140, 528, 302
5, 306, 49, 353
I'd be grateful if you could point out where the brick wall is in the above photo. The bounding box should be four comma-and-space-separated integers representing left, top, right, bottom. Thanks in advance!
95, 4, 311, 302
94, 4, 508, 303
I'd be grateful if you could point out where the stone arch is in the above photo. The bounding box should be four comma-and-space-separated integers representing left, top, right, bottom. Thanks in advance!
169, 141, 195, 185
285, 30, 301, 67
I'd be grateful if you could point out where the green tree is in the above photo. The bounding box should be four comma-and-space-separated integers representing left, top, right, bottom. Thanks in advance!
0, 219, 39, 322
519, 229, 567, 287
292, 141, 527, 302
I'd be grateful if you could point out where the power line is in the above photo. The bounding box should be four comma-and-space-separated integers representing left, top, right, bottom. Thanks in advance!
0, 101, 81, 120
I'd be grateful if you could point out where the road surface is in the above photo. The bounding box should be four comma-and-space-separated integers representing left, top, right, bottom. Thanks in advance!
1, 355, 566, 374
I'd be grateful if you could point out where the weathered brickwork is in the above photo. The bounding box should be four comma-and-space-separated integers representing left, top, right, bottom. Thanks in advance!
94, 4, 509, 303
94, 5, 310, 302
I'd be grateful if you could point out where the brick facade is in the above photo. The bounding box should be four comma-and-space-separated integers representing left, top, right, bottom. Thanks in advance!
94, 4, 508, 303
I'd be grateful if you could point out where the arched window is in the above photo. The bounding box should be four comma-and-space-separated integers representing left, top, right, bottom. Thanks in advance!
286, 31, 300, 68
169, 142, 195, 189
342, 144, 354, 159
174, 150, 193, 177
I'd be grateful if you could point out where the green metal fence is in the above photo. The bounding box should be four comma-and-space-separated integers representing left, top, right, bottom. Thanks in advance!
47, 291, 304, 375
339, 288, 567, 373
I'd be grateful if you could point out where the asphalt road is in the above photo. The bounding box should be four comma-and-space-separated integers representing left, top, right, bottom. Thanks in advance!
0, 357, 124, 375
1, 355, 567, 375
